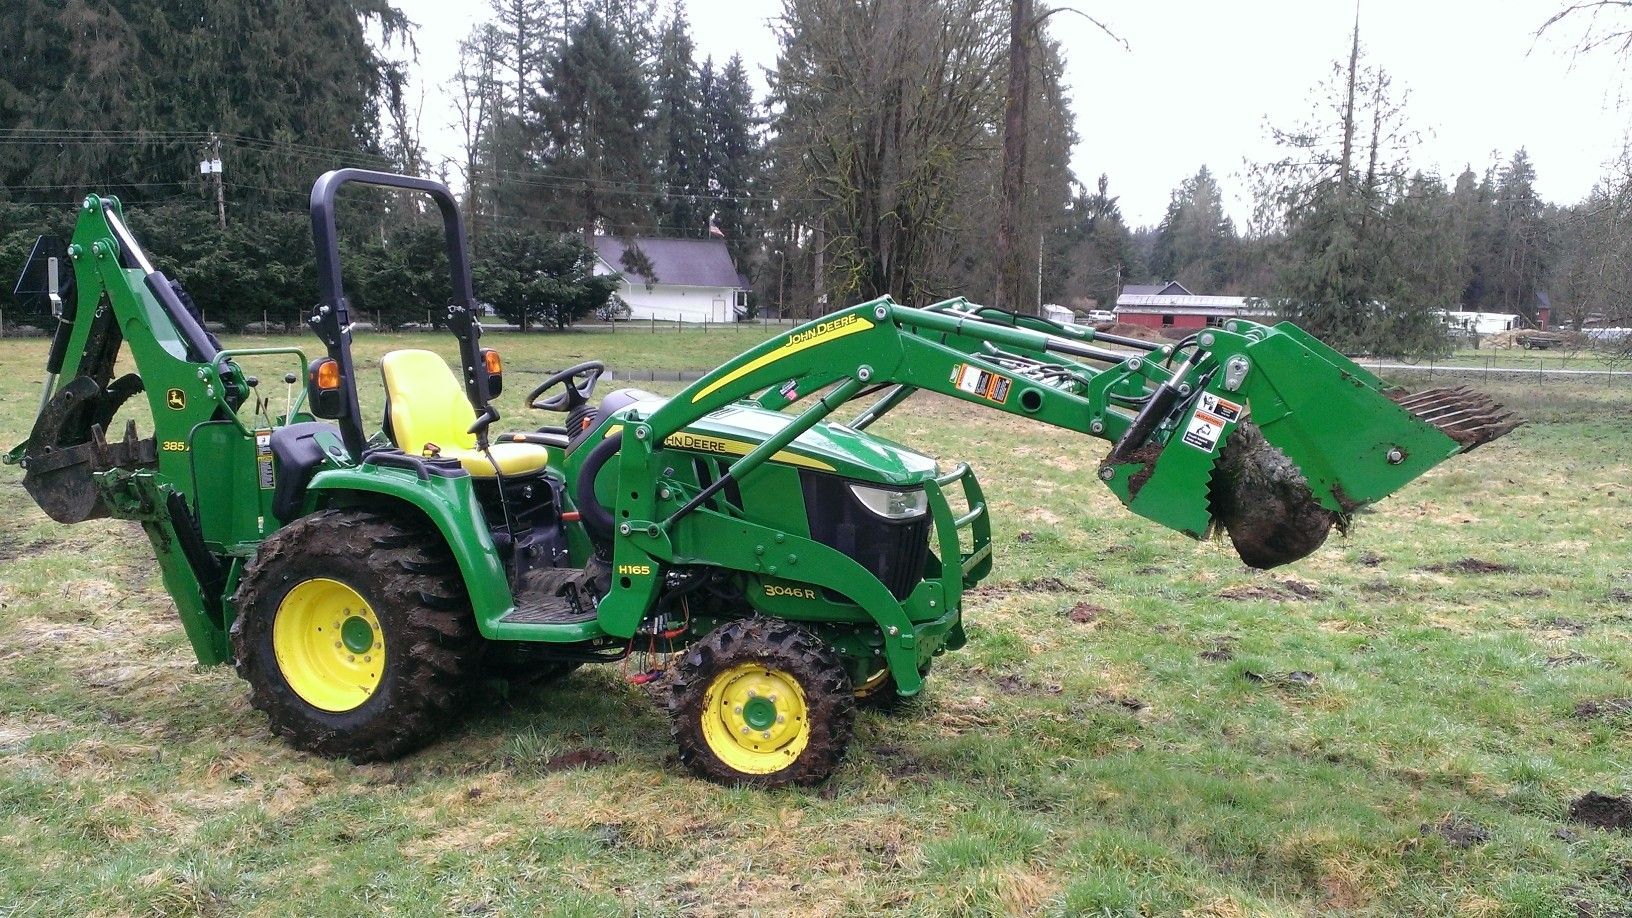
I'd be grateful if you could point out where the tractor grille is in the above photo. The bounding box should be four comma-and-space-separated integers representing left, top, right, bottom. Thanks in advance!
800, 473, 931, 601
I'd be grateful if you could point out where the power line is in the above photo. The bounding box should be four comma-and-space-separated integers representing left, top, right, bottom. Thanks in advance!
1, 129, 805, 207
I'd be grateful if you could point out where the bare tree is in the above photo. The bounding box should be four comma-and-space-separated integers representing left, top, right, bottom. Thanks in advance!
771, 0, 1009, 306
453, 25, 503, 246
1537, 1, 1632, 58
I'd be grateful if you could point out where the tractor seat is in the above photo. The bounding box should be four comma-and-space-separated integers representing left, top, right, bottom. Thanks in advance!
379, 349, 549, 478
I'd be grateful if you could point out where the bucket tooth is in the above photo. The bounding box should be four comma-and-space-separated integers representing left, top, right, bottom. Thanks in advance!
1386, 386, 1519, 453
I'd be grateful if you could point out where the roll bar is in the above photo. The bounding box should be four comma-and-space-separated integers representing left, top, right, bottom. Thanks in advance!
306, 169, 493, 458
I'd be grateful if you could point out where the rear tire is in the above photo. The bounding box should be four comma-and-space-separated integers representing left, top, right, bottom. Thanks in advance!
668, 618, 854, 787
230, 508, 480, 762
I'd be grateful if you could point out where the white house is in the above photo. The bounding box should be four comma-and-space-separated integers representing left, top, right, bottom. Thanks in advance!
1439, 310, 1522, 335
592, 236, 748, 323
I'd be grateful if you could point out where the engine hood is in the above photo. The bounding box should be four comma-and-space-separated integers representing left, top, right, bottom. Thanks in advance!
609, 397, 938, 487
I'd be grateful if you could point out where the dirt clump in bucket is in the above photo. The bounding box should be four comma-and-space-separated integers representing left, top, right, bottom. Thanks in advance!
1208, 422, 1343, 569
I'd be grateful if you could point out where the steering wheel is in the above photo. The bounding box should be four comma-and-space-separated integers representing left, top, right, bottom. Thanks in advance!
527, 360, 605, 412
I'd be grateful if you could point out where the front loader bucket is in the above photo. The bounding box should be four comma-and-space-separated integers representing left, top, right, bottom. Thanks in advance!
1102, 323, 1518, 569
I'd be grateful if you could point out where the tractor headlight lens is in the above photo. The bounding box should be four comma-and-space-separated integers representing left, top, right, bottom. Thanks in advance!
847, 484, 928, 520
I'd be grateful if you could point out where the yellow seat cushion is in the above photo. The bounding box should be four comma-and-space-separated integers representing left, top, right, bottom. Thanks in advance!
380, 349, 548, 478
453, 442, 551, 476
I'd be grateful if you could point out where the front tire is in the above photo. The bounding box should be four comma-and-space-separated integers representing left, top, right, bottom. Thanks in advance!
668, 618, 854, 787
230, 508, 480, 762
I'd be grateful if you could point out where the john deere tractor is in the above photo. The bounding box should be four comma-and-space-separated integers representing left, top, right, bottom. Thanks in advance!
5, 171, 1515, 786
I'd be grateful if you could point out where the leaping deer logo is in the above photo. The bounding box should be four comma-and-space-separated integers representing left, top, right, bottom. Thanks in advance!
166, 388, 186, 410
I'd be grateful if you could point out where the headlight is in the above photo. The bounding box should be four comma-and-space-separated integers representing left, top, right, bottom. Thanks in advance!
847, 483, 928, 520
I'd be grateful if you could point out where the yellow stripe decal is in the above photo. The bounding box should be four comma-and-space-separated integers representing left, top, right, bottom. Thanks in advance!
662, 432, 835, 472
691, 314, 875, 403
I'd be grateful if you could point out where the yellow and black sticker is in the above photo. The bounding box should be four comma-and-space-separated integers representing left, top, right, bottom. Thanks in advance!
660, 431, 836, 472
692, 313, 874, 403
255, 429, 275, 490
165, 388, 187, 410
950, 364, 1012, 404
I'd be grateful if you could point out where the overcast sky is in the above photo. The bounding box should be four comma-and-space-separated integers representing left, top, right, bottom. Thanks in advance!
389, 0, 1629, 228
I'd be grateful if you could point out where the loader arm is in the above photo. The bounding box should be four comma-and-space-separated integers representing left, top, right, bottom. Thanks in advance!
594, 297, 1514, 633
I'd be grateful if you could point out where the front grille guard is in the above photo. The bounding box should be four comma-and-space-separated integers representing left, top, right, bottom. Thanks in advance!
924, 463, 992, 610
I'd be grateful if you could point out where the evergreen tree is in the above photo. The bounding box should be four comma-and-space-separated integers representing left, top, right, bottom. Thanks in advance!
703, 55, 764, 274
1484, 149, 1550, 321
1254, 21, 1447, 357
1150, 167, 1237, 292
652, 9, 709, 236
1061, 175, 1137, 309
473, 228, 619, 330
0, 0, 409, 210
535, 12, 653, 244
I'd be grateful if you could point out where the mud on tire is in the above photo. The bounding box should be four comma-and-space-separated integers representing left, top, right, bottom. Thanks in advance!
230, 508, 480, 762
668, 618, 854, 787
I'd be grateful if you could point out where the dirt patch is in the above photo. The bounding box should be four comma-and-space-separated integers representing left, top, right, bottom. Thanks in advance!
1065, 602, 1106, 624
994, 674, 1062, 696
1422, 815, 1491, 849
1244, 670, 1318, 688
970, 573, 1099, 598
1569, 792, 1632, 833
1547, 652, 1590, 668
1421, 558, 1517, 574
1357, 579, 1406, 597
1016, 531, 1036, 543
870, 743, 938, 781
1572, 698, 1632, 720
541, 747, 618, 772
1199, 636, 1237, 662
1092, 692, 1146, 712
1609, 588, 1632, 603
1509, 587, 1551, 598
0, 535, 45, 564
1209, 423, 1341, 570
1540, 616, 1588, 635
1357, 551, 1385, 567
1217, 577, 1325, 602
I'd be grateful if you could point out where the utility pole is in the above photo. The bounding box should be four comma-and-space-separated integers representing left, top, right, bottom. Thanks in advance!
201, 133, 226, 230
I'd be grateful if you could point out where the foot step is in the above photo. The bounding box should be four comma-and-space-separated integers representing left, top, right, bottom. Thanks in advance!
500, 598, 598, 626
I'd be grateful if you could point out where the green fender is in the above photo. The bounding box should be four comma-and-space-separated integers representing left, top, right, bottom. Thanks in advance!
305, 464, 514, 633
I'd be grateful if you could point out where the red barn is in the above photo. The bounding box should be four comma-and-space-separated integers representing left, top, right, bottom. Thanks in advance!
1115, 281, 1272, 331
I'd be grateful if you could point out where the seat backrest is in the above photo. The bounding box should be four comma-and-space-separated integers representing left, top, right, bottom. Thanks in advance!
380, 349, 476, 455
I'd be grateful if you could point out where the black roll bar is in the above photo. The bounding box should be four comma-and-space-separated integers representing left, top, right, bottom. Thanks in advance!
307, 169, 492, 458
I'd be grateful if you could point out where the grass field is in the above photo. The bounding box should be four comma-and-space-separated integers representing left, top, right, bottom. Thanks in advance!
0, 331, 1629, 917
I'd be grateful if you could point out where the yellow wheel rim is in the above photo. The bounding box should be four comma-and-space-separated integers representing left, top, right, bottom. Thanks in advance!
272, 578, 386, 713
699, 662, 810, 775
854, 669, 890, 698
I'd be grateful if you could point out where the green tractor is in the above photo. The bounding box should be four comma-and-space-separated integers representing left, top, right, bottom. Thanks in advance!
5, 171, 1515, 786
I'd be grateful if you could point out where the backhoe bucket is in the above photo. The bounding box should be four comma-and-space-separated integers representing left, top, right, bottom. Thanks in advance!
1103, 322, 1517, 569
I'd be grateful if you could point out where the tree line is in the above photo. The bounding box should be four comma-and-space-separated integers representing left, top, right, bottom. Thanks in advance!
1, 1, 1625, 358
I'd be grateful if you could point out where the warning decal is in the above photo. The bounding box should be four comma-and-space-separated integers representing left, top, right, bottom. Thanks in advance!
1198, 392, 1243, 422
950, 364, 1012, 404
1181, 409, 1227, 453
255, 429, 276, 489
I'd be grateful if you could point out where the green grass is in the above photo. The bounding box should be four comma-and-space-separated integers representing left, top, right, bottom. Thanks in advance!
1, 332, 1630, 916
